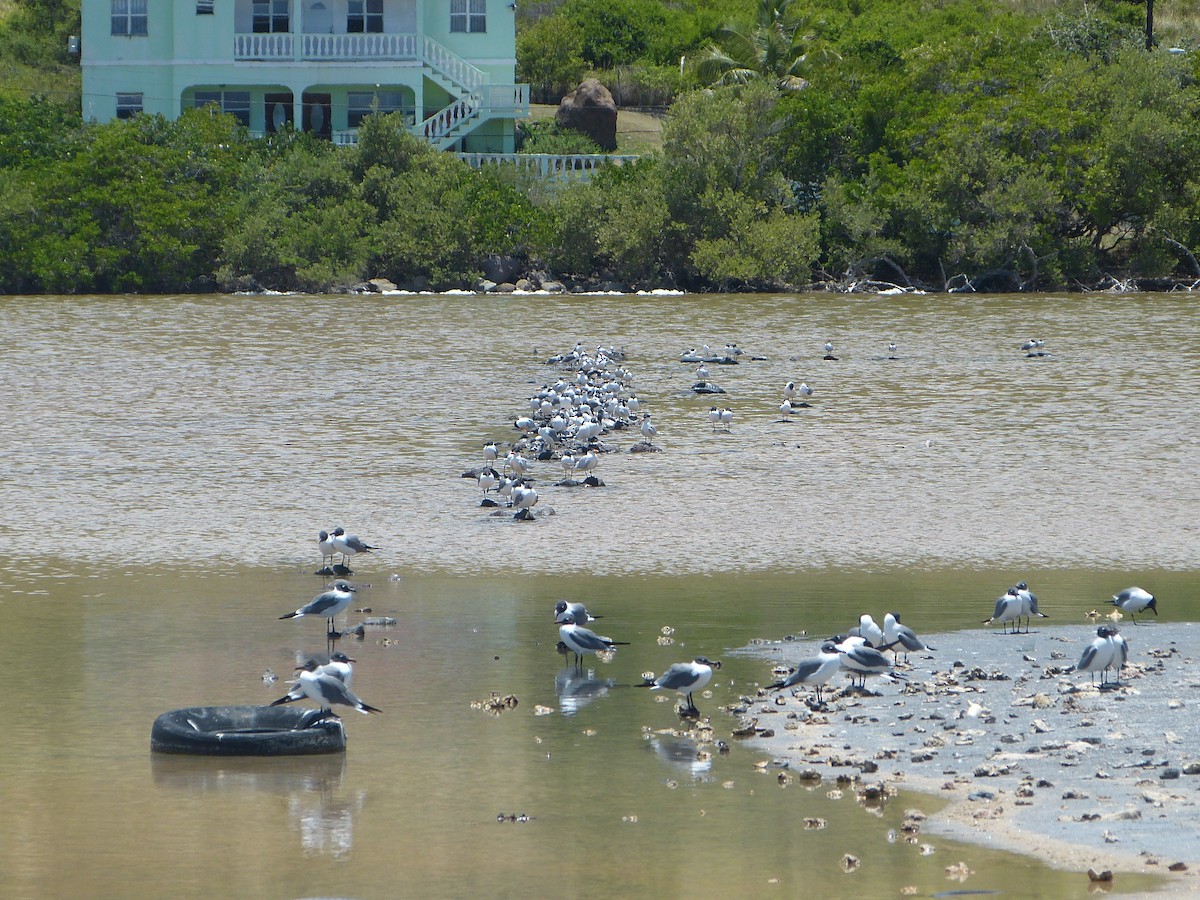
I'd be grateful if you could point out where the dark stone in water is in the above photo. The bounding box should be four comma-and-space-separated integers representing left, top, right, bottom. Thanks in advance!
583, 475, 605, 487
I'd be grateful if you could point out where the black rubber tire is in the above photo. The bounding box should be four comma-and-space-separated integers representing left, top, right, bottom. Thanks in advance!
150, 705, 346, 756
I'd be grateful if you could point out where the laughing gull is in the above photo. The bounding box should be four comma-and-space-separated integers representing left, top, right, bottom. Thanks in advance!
1077, 625, 1123, 686
477, 466, 500, 495
983, 587, 1023, 634
511, 484, 539, 519
288, 658, 381, 716
768, 642, 841, 701
855, 614, 884, 648
270, 652, 356, 705
317, 530, 337, 567
330, 527, 377, 565
558, 616, 628, 667
1112, 587, 1157, 624
639, 657, 721, 716
554, 600, 600, 625
708, 406, 722, 430
1012, 581, 1048, 631
879, 612, 936, 662
280, 580, 357, 637
833, 635, 896, 689
640, 415, 658, 444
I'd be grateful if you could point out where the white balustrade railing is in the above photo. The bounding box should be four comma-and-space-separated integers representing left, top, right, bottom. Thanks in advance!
480, 83, 529, 115
421, 35, 485, 91
302, 32, 417, 60
233, 32, 294, 60
418, 94, 482, 145
458, 153, 641, 180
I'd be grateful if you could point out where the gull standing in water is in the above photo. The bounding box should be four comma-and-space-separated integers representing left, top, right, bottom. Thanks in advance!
640, 415, 658, 445
708, 406, 722, 431
554, 600, 600, 625
719, 407, 733, 431
639, 657, 721, 717
317, 530, 336, 567
1112, 587, 1157, 624
558, 612, 628, 667
287, 658, 381, 716
768, 642, 842, 702
330, 527, 377, 566
476, 466, 500, 496
280, 579, 357, 638
511, 484, 539, 520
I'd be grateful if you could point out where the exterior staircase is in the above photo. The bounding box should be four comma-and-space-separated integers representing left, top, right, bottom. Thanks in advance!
415, 36, 487, 150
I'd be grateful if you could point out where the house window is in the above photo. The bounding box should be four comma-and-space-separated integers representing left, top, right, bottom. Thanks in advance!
111, 0, 148, 36
194, 90, 252, 127
196, 0, 214, 13
450, 0, 485, 34
252, 0, 289, 33
347, 90, 410, 127
116, 92, 143, 119
347, 0, 383, 33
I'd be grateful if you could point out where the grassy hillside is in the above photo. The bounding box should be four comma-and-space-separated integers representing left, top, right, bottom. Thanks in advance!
0, 0, 81, 104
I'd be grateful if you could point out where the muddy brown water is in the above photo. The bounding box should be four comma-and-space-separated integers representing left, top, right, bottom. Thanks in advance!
2, 291, 1195, 897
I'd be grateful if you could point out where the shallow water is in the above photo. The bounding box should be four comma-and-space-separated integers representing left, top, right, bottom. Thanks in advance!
1, 291, 1196, 898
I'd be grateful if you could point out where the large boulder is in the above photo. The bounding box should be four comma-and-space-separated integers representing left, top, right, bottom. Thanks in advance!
555, 79, 618, 151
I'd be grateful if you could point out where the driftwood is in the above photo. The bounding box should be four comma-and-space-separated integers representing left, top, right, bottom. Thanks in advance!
1163, 237, 1200, 277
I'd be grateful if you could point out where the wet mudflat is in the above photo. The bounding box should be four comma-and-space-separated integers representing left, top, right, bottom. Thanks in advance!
741, 620, 1200, 894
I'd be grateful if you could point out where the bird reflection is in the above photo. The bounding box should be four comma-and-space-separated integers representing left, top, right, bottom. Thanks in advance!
287, 788, 366, 860
649, 734, 713, 778
554, 667, 615, 716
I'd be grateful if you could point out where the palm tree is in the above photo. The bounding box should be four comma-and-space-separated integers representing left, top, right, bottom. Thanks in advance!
692, 0, 840, 91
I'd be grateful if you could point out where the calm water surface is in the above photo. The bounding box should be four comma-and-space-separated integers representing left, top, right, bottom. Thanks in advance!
2, 291, 1197, 898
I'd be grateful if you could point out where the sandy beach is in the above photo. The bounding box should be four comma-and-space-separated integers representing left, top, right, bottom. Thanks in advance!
736, 620, 1200, 894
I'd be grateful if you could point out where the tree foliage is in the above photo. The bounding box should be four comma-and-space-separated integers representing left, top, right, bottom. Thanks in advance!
4, 0, 1200, 293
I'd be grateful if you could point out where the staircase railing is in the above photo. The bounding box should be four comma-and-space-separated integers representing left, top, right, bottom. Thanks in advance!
420, 35, 486, 93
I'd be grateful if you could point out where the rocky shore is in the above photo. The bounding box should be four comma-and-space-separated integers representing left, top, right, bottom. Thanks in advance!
735, 621, 1200, 893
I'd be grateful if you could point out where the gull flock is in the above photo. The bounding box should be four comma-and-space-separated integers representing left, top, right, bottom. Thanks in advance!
268, 335, 1153, 731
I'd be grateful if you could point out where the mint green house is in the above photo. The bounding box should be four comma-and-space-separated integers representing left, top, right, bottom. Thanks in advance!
80, 0, 528, 152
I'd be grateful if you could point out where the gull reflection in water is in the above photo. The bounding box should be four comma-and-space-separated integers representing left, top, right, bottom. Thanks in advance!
151, 753, 363, 858
287, 785, 365, 859
555, 667, 616, 716
648, 734, 714, 779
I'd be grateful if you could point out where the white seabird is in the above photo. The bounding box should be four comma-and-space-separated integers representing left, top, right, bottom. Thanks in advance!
280, 579, 357, 637
768, 642, 841, 701
329, 527, 377, 565
639, 657, 720, 716
1112, 587, 1157, 625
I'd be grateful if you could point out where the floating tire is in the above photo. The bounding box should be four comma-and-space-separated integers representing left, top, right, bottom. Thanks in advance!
150, 705, 346, 756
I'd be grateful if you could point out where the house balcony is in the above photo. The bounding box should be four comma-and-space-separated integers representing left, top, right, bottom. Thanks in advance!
234, 31, 419, 62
